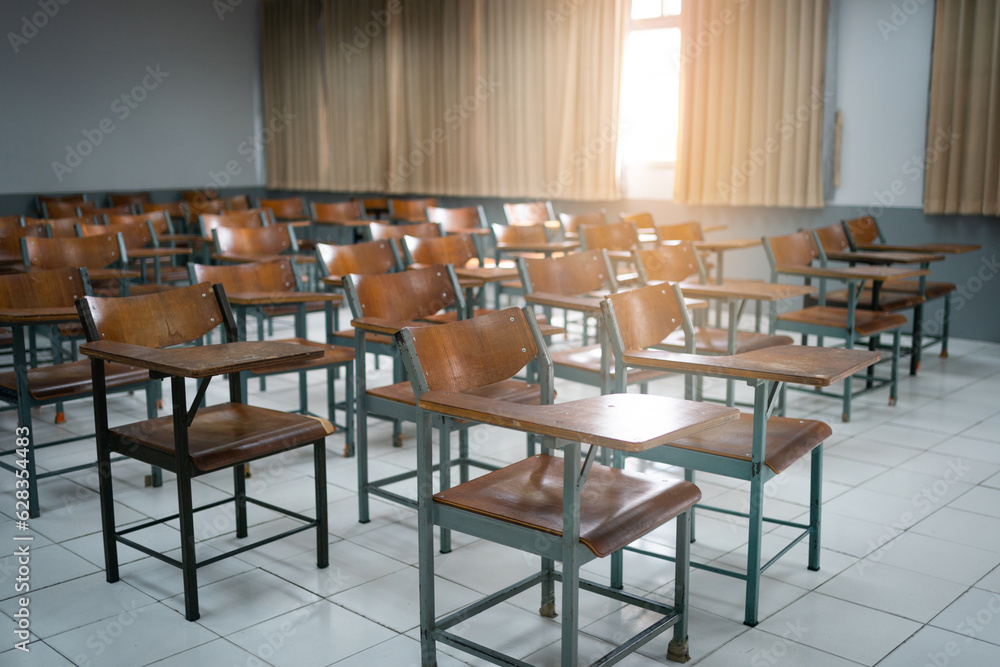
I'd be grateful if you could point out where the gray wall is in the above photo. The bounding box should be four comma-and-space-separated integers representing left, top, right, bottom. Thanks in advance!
0, 0, 264, 195
0, 0, 996, 341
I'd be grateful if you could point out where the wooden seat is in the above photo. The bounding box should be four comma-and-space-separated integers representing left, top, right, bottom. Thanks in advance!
603, 282, 878, 625
387, 197, 436, 222
189, 258, 354, 452
396, 305, 737, 665
0, 267, 157, 517
77, 282, 333, 621
819, 220, 955, 371
764, 230, 907, 421
344, 265, 541, 552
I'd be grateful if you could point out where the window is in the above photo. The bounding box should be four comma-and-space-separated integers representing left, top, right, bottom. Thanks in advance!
618, 0, 682, 167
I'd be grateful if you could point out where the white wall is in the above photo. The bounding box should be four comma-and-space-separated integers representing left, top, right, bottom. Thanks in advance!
831, 0, 936, 209
0, 0, 264, 195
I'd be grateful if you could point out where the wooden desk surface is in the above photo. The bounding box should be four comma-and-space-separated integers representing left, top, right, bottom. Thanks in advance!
0, 306, 78, 324
453, 266, 520, 282
624, 344, 879, 387
525, 292, 603, 314
678, 281, 816, 302
419, 391, 739, 453
856, 242, 981, 254
776, 265, 930, 281
494, 240, 580, 254
226, 291, 342, 306
694, 238, 762, 252
80, 340, 322, 378
825, 250, 944, 265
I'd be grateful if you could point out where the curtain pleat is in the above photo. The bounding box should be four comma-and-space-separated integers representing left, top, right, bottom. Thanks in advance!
924, 0, 1000, 216
260, 0, 624, 199
674, 0, 827, 208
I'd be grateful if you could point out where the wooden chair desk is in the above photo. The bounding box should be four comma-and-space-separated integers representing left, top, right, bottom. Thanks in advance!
397, 306, 738, 665
603, 283, 879, 626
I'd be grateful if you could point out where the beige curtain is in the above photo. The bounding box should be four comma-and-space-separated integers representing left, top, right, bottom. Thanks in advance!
260, 0, 327, 190
923, 0, 1000, 216
260, 0, 625, 199
673, 0, 827, 207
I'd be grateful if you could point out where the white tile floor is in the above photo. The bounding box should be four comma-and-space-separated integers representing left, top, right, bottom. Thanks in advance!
2, 311, 1000, 666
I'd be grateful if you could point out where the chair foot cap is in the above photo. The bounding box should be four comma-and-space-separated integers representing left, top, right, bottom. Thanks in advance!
539, 603, 557, 619
939, 350, 948, 358
55, 412, 65, 424
667, 637, 691, 663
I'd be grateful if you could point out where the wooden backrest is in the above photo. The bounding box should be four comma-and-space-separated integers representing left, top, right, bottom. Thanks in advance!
389, 197, 437, 221
78, 281, 230, 348
44, 199, 96, 218
425, 205, 484, 233
520, 249, 610, 295
25, 216, 95, 237
580, 221, 639, 252
106, 210, 173, 236
813, 223, 851, 254
23, 232, 122, 270
503, 201, 552, 225
222, 194, 250, 211
0, 266, 86, 309
603, 283, 686, 352
369, 221, 441, 240
346, 264, 457, 321
213, 224, 295, 257
311, 200, 364, 222
185, 198, 228, 217
620, 211, 655, 230
655, 221, 704, 242
765, 231, 820, 268
108, 192, 151, 207
402, 233, 476, 267
0, 216, 23, 233
78, 221, 153, 249
38, 193, 87, 205
190, 258, 296, 292
259, 197, 306, 220
636, 243, 700, 283
559, 211, 606, 236
491, 223, 548, 245
315, 239, 398, 277
0, 222, 48, 255
843, 215, 880, 245
359, 197, 388, 215
199, 211, 268, 239
181, 189, 217, 203
141, 201, 187, 219
401, 307, 538, 394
